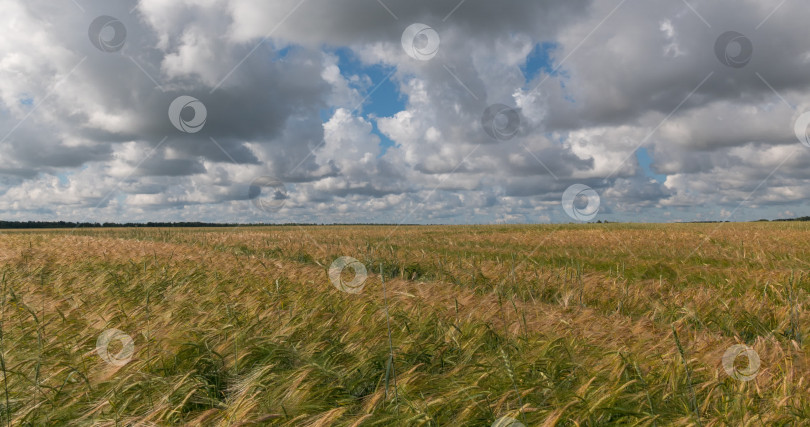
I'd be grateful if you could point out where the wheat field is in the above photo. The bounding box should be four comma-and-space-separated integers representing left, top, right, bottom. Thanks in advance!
0, 223, 807, 425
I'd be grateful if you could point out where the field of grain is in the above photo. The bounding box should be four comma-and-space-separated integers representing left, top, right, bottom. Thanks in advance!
0, 223, 807, 425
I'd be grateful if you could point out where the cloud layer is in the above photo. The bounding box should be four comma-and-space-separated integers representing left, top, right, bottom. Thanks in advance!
0, 0, 809, 223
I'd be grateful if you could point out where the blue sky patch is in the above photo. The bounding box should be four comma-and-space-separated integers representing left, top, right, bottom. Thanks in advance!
325, 48, 404, 156
521, 42, 559, 82
333, 47, 404, 117
636, 147, 666, 183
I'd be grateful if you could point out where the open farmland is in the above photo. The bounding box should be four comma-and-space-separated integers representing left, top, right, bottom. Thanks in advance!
0, 223, 808, 425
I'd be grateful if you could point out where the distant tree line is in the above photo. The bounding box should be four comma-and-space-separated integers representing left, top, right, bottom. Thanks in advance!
768, 216, 810, 222
0, 221, 239, 229
0, 221, 422, 229
0, 217, 808, 229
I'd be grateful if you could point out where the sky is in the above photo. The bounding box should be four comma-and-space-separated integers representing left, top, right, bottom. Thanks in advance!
1, 0, 809, 224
